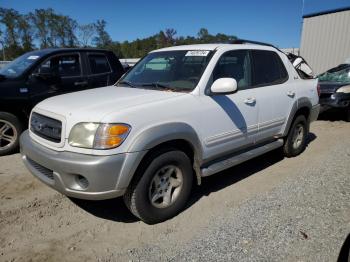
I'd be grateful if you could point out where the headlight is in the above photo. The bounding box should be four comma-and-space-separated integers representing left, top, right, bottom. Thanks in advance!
68, 123, 99, 148
68, 123, 131, 149
336, 85, 350, 93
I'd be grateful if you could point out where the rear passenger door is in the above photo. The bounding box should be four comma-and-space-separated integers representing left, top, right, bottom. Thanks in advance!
250, 50, 296, 142
57, 53, 88, 93
86, 53, 113, 88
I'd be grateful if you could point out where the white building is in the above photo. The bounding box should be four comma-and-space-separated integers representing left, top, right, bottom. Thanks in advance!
300, 7, 350, 74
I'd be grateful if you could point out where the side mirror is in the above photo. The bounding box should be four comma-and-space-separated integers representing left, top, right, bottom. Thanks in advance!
210, 78, 238, 95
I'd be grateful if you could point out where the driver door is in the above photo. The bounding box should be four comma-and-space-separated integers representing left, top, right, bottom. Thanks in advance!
28, 53, 86, 107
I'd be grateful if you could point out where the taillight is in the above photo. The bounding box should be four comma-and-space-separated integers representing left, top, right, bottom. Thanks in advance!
317, 83, 321, 97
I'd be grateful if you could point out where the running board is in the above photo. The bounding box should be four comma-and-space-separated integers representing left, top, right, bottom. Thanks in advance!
201, 139, 284, 177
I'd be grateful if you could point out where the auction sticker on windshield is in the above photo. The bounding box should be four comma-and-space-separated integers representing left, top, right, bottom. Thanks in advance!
185, 50, 210, 56
27, 55, 40, 60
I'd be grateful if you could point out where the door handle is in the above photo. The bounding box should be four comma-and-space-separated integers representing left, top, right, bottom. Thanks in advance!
244, 97, 256, 105
74, 81, 88, 86
287, 91, 295, 97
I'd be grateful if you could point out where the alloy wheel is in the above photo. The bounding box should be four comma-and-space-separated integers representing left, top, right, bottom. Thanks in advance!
292, 123, 304, 149
0, 120, 17, 151
148, 165, 183, 209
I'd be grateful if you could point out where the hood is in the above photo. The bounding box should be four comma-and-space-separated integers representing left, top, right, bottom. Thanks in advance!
319, 82, 348, 94
35, 86, 186, 121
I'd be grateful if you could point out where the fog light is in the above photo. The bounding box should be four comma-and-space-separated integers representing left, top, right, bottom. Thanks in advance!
331, 94, 336, 99
76, 175, 89, 189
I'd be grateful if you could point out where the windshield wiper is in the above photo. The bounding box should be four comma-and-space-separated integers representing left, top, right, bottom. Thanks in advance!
141, 82, 178, 91
117, 80, 137, 88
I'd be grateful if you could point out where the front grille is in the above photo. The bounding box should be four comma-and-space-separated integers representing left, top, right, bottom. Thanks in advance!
30, 113, 62, 143
27, 157, 54, 180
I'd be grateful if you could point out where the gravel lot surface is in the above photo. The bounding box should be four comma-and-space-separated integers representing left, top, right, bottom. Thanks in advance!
0, 117, 349, 262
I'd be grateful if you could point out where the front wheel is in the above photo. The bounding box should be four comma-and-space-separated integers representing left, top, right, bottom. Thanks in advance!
123, 149, 193, 224
283, 115, 308, 157
0, 112, 23, 156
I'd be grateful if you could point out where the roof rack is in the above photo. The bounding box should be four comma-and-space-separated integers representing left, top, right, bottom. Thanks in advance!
230, 39, 287, 54
230, 39, 275, 48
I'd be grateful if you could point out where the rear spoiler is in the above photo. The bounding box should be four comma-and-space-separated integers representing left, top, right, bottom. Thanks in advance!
286, 53, 314, 79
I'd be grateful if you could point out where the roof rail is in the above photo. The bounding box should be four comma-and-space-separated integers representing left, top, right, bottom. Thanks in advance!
231, 39, 275, 48
231, 39, 287, 55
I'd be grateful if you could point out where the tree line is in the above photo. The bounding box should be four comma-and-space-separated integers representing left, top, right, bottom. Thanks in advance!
0, 8, 237, 60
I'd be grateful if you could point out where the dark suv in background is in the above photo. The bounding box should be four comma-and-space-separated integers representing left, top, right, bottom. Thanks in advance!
318, 62, 350, 121
0, 48, 125, 155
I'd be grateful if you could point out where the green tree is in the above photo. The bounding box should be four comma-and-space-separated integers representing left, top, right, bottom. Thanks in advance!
30, 9, 50, 48
0, 29, 6, 60
17, 14, 34, 52
56, 15, 78, 47
93, 19, 112, 47
165, 28, 177, 45
78, 23, 96, 47
0, 8, 23, 58
0, 7, 239, 59
197, 28, 209, 42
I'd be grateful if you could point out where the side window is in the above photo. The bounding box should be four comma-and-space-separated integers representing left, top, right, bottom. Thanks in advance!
36, 54, 81, 77
251, 50, 288, 87
57, 55, 81, 76
212, 50, 252, 90
88, 54, 111, 74
37, 60, 51, 74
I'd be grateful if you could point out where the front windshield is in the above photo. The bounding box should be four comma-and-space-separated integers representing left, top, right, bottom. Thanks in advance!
0, 52, 42, 78
117, 50, 213, 92
318, 64, 350, 84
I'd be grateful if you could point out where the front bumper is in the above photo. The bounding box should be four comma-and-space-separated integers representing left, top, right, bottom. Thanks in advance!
319, 92, 350, 110
20, 131, 133, 200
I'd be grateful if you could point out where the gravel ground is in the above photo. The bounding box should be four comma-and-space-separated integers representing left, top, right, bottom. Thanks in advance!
0, 118, 349, 261
174, 142, 350, 262
119, 124, 350, 262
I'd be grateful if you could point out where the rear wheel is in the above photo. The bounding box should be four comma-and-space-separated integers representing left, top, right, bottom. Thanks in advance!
283, 115, 308, 157
123, 149, 193, 224
0, 112, 23, 156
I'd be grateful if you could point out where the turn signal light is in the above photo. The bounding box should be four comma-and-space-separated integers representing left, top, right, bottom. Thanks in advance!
94, 123, 131, 149
108, 125, 130, 136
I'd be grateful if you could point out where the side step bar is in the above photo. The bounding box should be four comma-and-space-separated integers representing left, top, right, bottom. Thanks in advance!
201, 139, 284, 177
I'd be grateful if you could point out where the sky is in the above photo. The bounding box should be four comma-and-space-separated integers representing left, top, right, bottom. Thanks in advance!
1, 0, 349, 48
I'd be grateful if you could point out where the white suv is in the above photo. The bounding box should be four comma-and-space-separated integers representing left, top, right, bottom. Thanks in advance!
20, 42, 320, 224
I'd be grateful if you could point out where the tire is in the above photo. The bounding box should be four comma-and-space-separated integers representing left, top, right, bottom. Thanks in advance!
283, 115, 308, 158
123, 149, 193, 224
0, 112, 23, 156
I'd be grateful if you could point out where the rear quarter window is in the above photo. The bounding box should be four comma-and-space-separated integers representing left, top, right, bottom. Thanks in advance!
251, 50, 288, 87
